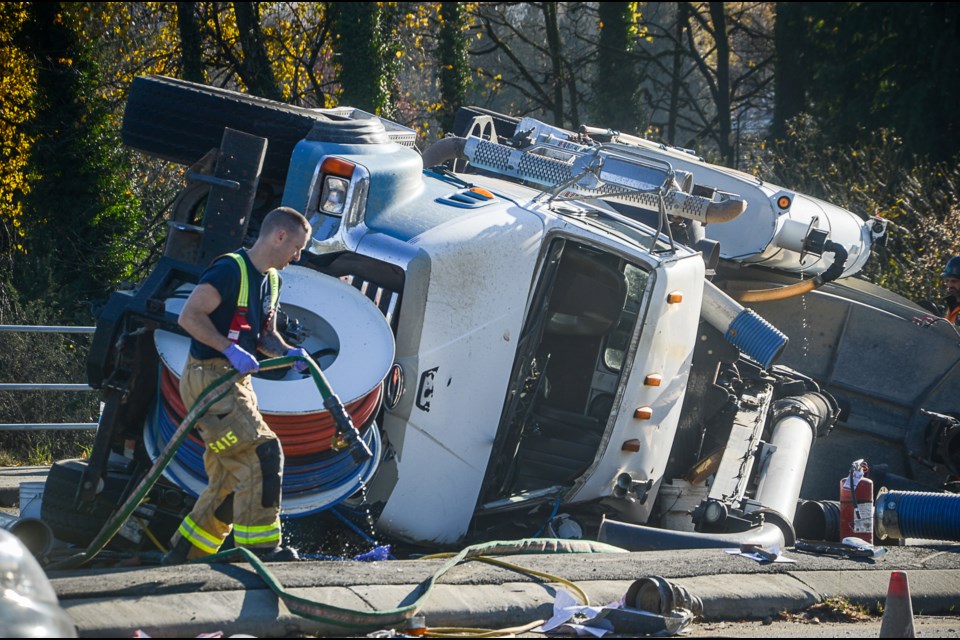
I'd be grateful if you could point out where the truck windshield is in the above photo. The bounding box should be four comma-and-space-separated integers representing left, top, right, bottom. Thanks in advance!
481, 239, 652, 503
603, 263, 650, 373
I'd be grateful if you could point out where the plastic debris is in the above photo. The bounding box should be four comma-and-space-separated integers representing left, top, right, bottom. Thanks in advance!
547, 513, 584, 539
534, 589, 614, 636
794, 539, 879, 559
299, 544, 392, 562
725, 543, 796, 564
534, 586, 696, 637
582, 607, 693, 637
841, 536, 887, 558
133, 631, 256, 638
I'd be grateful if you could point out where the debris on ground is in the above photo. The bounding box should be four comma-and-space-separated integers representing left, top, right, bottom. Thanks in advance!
776, 596, 876, 624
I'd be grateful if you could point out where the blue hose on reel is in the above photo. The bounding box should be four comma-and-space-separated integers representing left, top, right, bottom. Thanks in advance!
144, 362, 383, 519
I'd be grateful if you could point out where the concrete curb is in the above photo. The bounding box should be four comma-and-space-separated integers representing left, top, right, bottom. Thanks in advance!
54, 568, 960, 638
790, 569, 960, 614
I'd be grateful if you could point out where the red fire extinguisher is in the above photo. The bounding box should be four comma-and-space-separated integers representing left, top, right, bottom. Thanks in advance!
839, 459, 874, 543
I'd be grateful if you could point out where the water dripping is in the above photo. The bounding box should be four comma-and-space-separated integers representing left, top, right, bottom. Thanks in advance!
356, 476, 380, 546
799, 268, 810, 359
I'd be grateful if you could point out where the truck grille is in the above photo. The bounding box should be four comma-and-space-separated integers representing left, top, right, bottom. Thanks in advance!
342, 275, 399, 328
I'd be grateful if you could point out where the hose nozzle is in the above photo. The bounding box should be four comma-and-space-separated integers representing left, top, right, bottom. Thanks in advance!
323, 395, 373, 463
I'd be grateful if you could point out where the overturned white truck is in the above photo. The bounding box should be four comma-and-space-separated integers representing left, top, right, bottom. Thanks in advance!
44, 76, 957, 554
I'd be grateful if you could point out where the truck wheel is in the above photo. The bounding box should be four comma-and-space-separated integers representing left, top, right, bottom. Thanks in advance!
40, 459, 135, 551
121, 75, 328, 183
452, 106, 520, 140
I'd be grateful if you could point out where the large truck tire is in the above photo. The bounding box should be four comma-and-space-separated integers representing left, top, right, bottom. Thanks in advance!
41, 458, 188, 552
122, 75, 330, 184
41, 459, 134, 550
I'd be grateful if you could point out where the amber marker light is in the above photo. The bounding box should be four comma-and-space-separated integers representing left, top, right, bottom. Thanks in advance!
777, 195, 792, 209
469, 187, 495, 200
320, 157, 356, 178
634, 407, 653, 420
644, 374, 662, 387
622, 439, 642, 452
667, 291, 683, 304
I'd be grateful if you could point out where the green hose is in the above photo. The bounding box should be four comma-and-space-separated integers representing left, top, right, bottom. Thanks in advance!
47, 354, 335, 570
202, 537, 626, 629
46, 354, 629, 632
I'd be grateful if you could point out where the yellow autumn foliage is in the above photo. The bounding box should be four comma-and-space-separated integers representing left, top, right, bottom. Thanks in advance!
0, 2, 35, 251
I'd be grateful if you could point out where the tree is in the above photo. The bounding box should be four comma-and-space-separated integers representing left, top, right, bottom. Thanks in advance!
705, 2, 732, 164
330, 2, 400, 117
177, 2, 206, 83
468, 3, 595, 128
14, 2, 145, 317
628, 3, 775, 165
232, 1, 282, 100
770, 1, 806, 140
542, 2, 565, 126
591, 2, 642, 134
437, 1, 471, 135
791, 2, 960, 162
665, 2, 688, 145
0, 3, 35, 317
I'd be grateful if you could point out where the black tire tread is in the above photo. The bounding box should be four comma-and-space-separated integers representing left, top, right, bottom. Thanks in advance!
122, 75, 330, 183
40, 459, 134, 550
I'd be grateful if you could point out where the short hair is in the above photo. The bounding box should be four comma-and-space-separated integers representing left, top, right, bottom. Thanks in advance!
261, 206, 310, 237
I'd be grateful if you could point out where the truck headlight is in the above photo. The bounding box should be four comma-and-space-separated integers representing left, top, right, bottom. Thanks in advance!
318, 157, 356, 216
308, 157, 371, 249
320, 176, 350, 215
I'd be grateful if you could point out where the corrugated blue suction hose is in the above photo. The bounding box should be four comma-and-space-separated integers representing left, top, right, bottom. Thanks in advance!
876, 489, 960, 542
701, 279, 788, 369
725, 309, 789, 369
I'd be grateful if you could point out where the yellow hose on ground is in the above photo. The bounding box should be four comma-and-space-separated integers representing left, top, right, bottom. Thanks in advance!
419, 553, 590, 606
415, 551, 591, 637
425, 619, 546, 638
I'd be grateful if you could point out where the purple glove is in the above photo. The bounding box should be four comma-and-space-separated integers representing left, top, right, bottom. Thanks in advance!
223, 343, 259, 374
286, 347, 311, 373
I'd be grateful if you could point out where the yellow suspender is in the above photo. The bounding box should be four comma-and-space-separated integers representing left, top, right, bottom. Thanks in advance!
224, 253, 279, 313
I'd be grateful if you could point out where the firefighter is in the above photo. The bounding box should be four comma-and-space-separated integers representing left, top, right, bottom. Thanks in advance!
942, 256, 960, 325
163, 206, 312, 564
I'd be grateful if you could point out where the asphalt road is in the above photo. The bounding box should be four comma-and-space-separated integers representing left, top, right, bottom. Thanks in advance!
690, 615, 960, 638
4, 467, 960, 637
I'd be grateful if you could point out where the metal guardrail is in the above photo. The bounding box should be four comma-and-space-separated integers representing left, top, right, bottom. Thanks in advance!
0, 384, 92, 391
0, 325, 96, 333
0, 423, 98, 431
0, 325, 99, 431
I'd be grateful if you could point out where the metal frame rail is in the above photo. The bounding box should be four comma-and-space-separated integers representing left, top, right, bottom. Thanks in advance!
0, 325, 98, 431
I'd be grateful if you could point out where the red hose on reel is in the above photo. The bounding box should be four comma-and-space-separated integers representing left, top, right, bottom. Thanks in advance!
159, 365, 381, 457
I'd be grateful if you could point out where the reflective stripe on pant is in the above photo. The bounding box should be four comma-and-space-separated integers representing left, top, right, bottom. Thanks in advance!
169, 354, 284, 559
234, 519, 282, 547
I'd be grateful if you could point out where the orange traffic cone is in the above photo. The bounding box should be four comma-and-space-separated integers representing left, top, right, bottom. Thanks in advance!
879, 570, 915, 638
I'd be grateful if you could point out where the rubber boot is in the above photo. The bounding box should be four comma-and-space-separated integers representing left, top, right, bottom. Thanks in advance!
161, 537, 193, 566
252, 545, 300, 562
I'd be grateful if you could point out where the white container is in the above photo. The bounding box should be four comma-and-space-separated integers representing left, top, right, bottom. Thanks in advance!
19, 482, 44, 520
657, 480, 709, 532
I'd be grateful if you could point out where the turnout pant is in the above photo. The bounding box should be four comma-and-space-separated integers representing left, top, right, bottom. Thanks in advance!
170, 354, 284, 560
